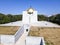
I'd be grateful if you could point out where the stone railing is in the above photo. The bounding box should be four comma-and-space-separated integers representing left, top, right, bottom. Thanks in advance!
15, 25, 24, 42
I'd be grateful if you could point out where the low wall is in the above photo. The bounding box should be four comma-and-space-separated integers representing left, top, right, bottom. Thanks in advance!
15, 25, 24, 42
40, 37, 45, 45
26, 36, 45, 45
0, 35, 15, 44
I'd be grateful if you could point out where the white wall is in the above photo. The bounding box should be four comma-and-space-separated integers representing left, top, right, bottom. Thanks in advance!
1, 35, 15, 44
26, 36, 45, 45
15, 25, 24, 42
30, 11, 37, 23
22, 11, 38, 24
22, 11, 30, 24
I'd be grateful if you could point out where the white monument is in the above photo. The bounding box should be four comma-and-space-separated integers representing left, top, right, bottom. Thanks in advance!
22, 8, 37, 24
0, 8, 60, 45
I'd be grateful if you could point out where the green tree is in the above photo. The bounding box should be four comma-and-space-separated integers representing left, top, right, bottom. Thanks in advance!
38, 14, 48, 21
49, 14, 60, 25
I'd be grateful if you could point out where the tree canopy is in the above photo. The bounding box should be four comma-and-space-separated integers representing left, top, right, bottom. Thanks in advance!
38, 14, 48, 21
49, 14, 60, 25
0, 13, 22, 24
0, 13, 60, 25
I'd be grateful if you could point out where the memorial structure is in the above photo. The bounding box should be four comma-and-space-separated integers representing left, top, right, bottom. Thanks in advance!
0, 8, 60, 45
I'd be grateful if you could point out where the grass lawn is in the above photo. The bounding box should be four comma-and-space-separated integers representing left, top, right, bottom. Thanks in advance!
0, 26, 20, 35
29, 26, 60, 45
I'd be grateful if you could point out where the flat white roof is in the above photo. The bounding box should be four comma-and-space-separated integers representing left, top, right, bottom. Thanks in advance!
0, 21, 60, 27
31, 21, 60, 27
0, 21, 23, 26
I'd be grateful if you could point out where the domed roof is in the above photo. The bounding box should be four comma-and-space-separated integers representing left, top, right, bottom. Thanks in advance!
27, 8, 35, 14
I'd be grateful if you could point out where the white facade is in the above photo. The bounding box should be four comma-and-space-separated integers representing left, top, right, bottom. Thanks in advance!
22, 8, 37, 24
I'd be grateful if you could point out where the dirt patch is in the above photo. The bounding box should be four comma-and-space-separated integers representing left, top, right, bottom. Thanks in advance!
0, 26, 20, 35
29, 26, 60, 45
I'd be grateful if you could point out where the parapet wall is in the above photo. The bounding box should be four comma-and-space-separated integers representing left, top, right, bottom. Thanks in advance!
15, 25, 24, 42
0, 35, 15, 44
26, 36, 45, 45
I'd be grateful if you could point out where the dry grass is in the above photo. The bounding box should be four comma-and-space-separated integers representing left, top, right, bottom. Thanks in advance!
29, 26, 60, 45
0, 26, 20, 35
